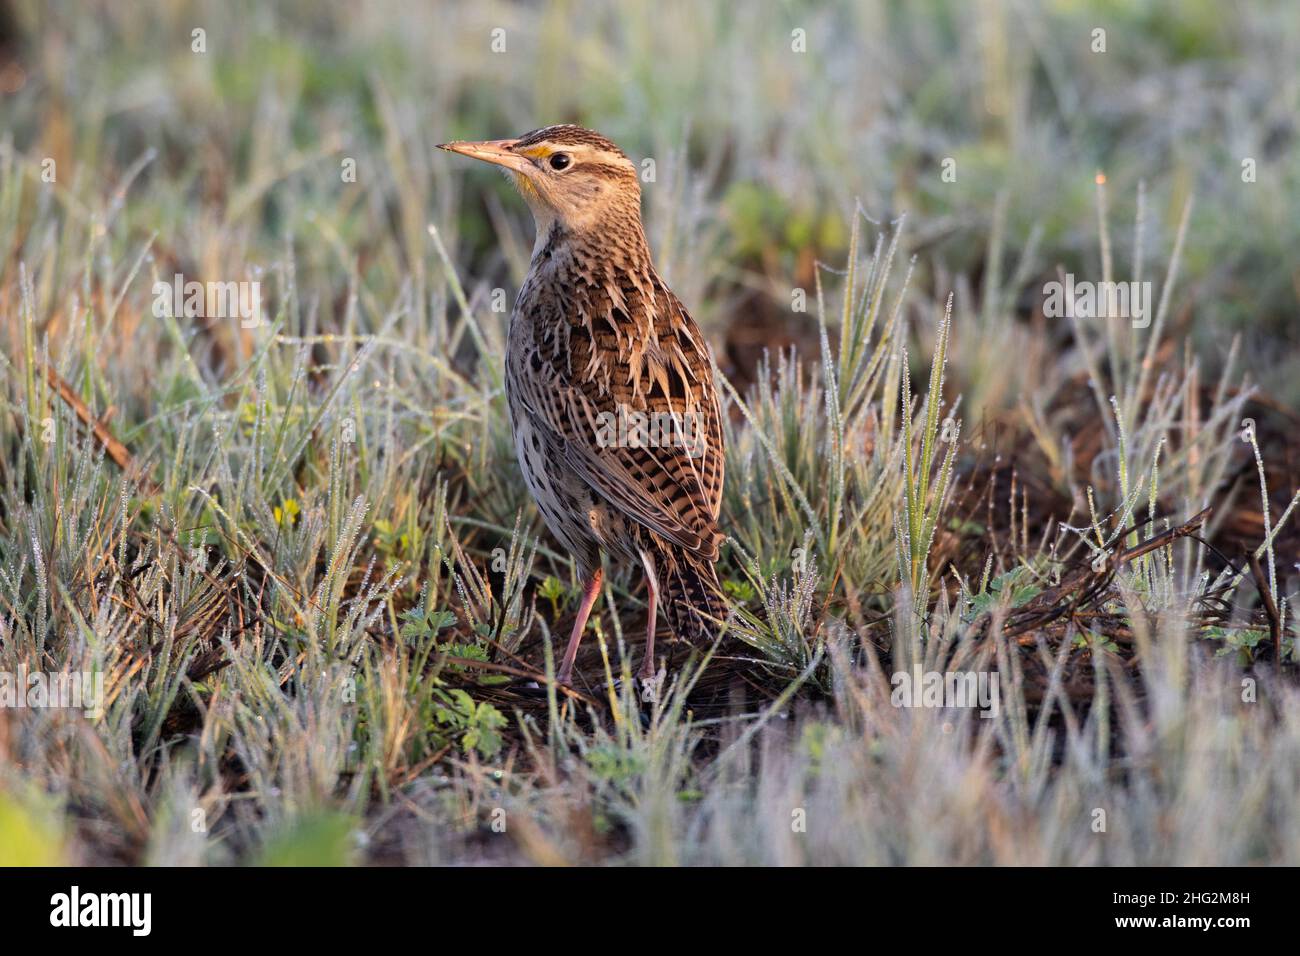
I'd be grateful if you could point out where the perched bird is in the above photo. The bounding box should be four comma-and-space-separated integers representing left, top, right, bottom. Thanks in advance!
438, 125, 726, 690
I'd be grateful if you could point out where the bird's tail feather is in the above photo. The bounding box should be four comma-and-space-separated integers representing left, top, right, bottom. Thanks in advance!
660, 549, 728, 646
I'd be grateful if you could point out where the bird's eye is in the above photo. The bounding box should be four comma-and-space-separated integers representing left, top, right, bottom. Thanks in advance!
549, 152, 572, 171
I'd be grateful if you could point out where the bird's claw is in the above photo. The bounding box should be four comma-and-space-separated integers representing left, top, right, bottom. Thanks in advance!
637, 663, 663, 703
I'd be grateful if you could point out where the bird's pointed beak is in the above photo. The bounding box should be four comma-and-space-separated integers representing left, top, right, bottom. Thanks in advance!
436, 138, 531, 173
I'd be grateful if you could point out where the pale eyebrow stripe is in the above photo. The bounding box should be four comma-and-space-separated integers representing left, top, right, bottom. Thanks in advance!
515, 144, 633, 171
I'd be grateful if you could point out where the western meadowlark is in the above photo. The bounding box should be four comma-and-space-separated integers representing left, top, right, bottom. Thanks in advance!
438, 125, 726, 692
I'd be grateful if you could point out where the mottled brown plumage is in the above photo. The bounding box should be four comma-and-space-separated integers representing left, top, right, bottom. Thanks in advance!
438, 125, 726, 692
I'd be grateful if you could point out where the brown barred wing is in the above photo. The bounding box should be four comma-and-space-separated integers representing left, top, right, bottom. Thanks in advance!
515, 292, 724, 560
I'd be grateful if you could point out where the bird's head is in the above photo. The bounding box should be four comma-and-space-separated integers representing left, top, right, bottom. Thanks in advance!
438, 124, 642, 238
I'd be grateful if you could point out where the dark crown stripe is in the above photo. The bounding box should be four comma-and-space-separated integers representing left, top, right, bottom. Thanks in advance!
515, 124, 628, 158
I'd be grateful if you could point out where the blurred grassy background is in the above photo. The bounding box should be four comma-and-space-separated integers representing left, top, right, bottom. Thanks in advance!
4, 0, 1297, 399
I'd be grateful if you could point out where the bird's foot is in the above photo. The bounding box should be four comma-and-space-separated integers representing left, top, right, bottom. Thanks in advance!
636, 662, 663, 703
555, 668, 573, 689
